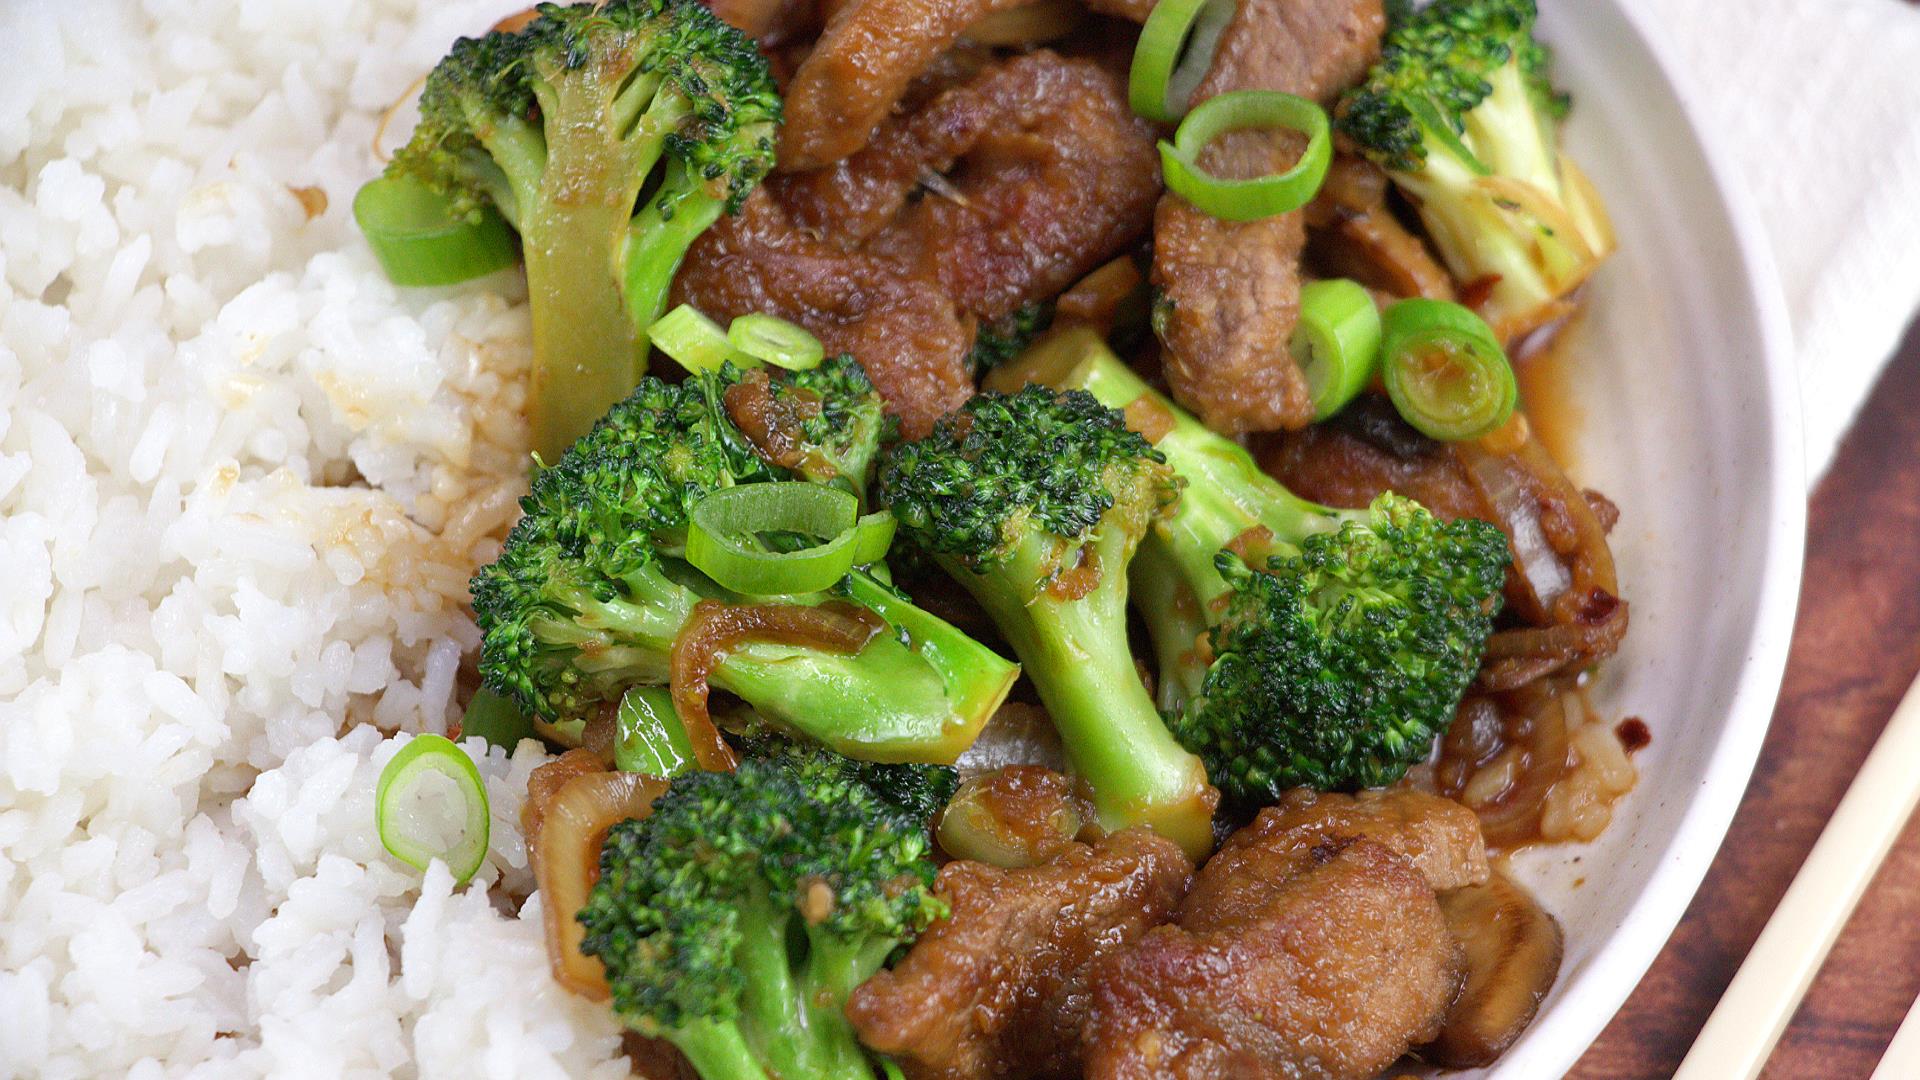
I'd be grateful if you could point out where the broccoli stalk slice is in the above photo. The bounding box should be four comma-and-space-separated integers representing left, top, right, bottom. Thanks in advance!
620, 159, 730, 347
518, 52, 687, 461
799, 930, 901, 1079
671, 1021, 772, 1080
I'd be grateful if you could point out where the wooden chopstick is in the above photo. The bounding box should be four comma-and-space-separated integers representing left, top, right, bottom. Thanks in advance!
1673, 670, 1920, 1080
1871, 985, 1920, 1080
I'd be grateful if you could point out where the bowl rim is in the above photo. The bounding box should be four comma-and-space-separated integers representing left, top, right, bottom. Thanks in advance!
1487, 2, 1808, 1076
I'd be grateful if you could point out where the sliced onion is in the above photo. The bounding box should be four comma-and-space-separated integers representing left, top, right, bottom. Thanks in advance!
526, 757, 669, 1000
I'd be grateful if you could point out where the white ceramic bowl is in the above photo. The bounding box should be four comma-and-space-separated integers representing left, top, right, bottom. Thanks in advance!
1445, 2, 1806, 1076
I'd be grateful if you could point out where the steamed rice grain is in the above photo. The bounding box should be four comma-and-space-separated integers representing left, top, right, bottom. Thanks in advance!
0, 0, 632, 1074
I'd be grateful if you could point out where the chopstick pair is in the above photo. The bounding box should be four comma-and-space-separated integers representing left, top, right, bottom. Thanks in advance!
1674, 669, 1920, 1080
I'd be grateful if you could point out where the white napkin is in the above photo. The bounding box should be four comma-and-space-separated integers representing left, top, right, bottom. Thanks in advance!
1621, 0, 1920, 481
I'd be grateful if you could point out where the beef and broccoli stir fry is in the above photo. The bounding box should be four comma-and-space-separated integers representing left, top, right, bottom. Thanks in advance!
358, 0, 1635, 1075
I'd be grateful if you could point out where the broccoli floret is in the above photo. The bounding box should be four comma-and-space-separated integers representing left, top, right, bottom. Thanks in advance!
728, 355, 895, 502
966, 302, 1056, 374
377, 0, 781, 459
1338, 0, 1612, 339
1179, 496, 1510, 806
471, 365, 1018, 764
580, 747, 951, 1079
994, 331, 1512, 808
878, 386, 1217, 858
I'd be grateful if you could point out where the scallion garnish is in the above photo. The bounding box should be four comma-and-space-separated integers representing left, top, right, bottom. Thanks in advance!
1380, 298, 1518, 441
1158, 90, 1332, 221
375, 734, 491, 886
1129, 0, 1238, 123
352, 176, 517, 287
648, 304, 748, 374
686, 483, 894, 596
727, 313, 824, 371
1292, 279, 1384, 419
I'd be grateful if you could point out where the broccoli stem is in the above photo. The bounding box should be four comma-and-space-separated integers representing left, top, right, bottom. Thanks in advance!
1128, 539, 1209, 710
950, 516, 1216, 860
520, 63, 685, 460
523, 566, 1013, 763
670, 1020, 773, 1080
622, 167, 728, 343
734, 896, 814, 1078
803, 933, 898, 1080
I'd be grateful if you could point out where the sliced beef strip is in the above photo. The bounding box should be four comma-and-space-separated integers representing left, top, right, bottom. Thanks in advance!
1081, 785, 1483, 1079
679, 52, 1158, 436
848, 828, 1194, 1080
778, 0, 1033, 170
671, 188, 975, 437
779, 50, 1161, 321
1185, 788, 1491, 924
1152, 0, 1386, 434
1083, 837, 1462, 1080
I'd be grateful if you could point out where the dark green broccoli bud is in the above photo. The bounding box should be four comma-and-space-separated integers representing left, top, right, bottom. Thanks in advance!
733, 731, 959, 824
879, 386, 1217, 859
966, 302, 1056, 374
471, 366, 1018, 763
380, 0, 782, 459
1337, 0, 1609, 338
741, 355, 895, 501
580, 749, 946, 1079
1175, 495, 1510, 806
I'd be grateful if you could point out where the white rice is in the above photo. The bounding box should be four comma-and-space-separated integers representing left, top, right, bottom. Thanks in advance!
0, 0, 634, 1074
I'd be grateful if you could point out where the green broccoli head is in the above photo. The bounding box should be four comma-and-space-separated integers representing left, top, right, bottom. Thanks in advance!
732, 355, 894, 500
579, 749, 948, 1078
1338, 0, 1610, 338
1175, 494, 1511, 807
966, 302, 1057, 374
1338, 0, 1564, 173
879, 385, 1178, 577
878, 387, 1217, 860
378, 0, 782, 459
471, 366, 1018, 763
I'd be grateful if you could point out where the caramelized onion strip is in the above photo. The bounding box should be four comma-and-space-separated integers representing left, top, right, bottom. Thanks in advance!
524, 753, 669, 1000
668, 600, 886, 770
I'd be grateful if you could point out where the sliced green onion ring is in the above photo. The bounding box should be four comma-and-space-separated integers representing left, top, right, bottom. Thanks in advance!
850, 510, 897, 566
1380, 299, 1518, 441
375, 734, 490, 886
1129, 0, 1237, 123
353, 175, 518, 287
687, 483, 863, 596
649, 304, 751, 374
728, 313, 824, 371
1292, 279, 1384, 419
613, 686, 697, 778
1158, 90, 1331, 222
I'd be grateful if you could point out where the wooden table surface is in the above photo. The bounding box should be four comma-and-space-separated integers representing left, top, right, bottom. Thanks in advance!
1570, 310, 1920, 1078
